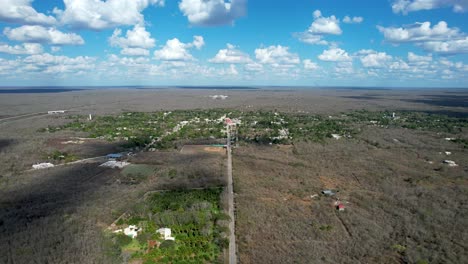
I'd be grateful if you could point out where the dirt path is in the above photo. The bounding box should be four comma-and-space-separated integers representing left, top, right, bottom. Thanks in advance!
26, 156, 106, 172
0, 112, 47, 124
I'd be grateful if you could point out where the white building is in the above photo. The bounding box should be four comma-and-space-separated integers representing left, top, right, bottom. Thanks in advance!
48, 110, 66, 114
124, 225, 140, 238
32, 163, 55, 169
157, 228, 175, 241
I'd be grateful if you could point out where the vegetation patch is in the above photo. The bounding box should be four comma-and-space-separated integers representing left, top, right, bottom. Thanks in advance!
108, 188, 228, 263
116, 164, 158, 185
46, 150, 78, 163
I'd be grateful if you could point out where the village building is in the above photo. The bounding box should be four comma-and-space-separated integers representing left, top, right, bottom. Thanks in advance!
124, 225, 140, 239
157, 228, 175, 241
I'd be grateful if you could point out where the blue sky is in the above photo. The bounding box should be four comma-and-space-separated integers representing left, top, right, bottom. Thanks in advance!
0, 0, 467, 87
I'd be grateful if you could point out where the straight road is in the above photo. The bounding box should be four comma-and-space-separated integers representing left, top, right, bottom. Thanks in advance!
226, 125, 237, 264
0, 112, 47, 124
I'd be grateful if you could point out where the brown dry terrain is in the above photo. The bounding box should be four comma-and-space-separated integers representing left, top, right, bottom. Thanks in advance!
234, 129, 468, 264
0, 87, 467, 263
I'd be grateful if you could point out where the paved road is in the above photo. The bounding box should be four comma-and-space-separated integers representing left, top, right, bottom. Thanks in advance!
226, 126, 237, 264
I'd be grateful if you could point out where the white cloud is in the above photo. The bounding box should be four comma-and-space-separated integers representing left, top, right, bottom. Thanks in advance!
343, 16, 363, 24
55, 0, 164, 30
0, 43, 43, 55
154, 36, 204, 61
378, 21, 468, 54
407, 52, 432, 62
359, 50, 392, 68
392, 0, 468, 14
303, 59, 319, 70
121, 48, 150, 56
192, 36, 205, 49
179, 0, 246, 26
209, 44, 252, 63
22, 53, 96, 74
389, 59, 410, 70
294, 32, 329, 45
0, 0, 56, 25
318, 48, 352, 62
296, 10, 357, 45
377, 21, 461, 43
4, 25, 84, 45
334, 61, 354, 74
244, 62, 263, 72
255, 45, 300, 65
109, 25, 156, 49
309, 10, 342, 35
421, 37, 468, 54
219, 64, 239, 75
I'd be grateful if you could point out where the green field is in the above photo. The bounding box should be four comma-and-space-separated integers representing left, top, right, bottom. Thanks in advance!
110, 188, 229, 263
40, 109, 468, 150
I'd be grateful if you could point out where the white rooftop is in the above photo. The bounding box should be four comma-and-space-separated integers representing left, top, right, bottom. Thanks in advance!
157, 227, 175, 241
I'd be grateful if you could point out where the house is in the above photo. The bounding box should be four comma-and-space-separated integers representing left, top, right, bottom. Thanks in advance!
99, 160, 129, 169
106, 153, 123, 160
331, 134, 342, 140
157, 228, 175, 241
124, 225, 140, 238
32, 163, 55, 169
47, 110, 66, 114
443, 160, 458, 167
336, 203, 345, 211
321, 190, 337, 196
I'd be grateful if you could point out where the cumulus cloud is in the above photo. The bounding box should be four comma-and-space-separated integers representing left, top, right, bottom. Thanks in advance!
121, 48, 150, 56
255, 45, 300, 65
4, 25, 84, 45
309, 10, 342, 35
342, 16, 363, 24
358, 50, 393, 68
303, 59, 319, 70
407, 52, 432, 62
54, 0, 164, 30
421, 37, 468, 54
218, 64, 239, 75
377, 21, 461, 43
154, 36, 204, 61
389, 59, 411, 70
296, 10, 361, 45
378, 21, 468, 54
334, 61, 354, 74
22, 53, 96, 74
244, 62, 263, 72
0, 43, 43, 55
109, 25, 155, 49
179, 0, 246, 26
318, 48, 352, 62
293, 32, 329, 45
209, 44, 252, 63
0, 0, 56, 25
392, 0, 468, 14
192, 36, 205, 49
109, 25, 155, 56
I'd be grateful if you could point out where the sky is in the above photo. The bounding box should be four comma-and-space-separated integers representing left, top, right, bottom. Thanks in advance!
0, 0, 467, 87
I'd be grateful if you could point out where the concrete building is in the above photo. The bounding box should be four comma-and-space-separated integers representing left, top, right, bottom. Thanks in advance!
124, 225, 140, 238
48, 110, 66, 114
157, 228, 175, 241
